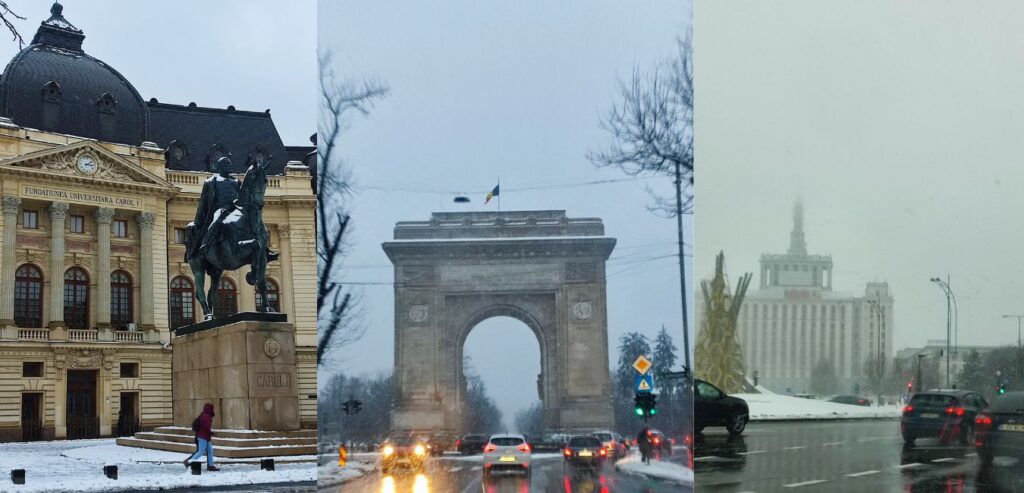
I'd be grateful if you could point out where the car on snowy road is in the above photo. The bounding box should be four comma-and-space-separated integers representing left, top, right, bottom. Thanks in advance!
694, 378, 749, 436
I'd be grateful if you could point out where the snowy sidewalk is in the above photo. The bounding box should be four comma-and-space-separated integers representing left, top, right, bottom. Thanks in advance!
0, 439, 315, 492
736, 388, 903, 421
614, 451, 693, 486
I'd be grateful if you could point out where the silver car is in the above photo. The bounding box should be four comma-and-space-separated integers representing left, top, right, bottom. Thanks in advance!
482, 433, 532, 479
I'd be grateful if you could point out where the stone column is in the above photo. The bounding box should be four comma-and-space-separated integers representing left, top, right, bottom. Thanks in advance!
94, 208, 114, 340
136, 213, 156, 340
278, 226, 294, 317
48, 202, 69, 332
0, 196, 21, 331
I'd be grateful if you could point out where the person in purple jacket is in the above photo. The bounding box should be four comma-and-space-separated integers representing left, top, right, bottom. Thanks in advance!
184, 403, 220, 471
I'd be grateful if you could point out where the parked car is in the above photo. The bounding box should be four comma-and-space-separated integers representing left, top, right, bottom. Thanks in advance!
975, 391, 1024, 468
482, 434, 532, 480
456, 434, 490, 455
563, 435, 607, 472
902, 389, 988, 446
694, 378, 749, 435
591, 430, 627, 459
380, 436, 428, 473
829, 395, 872, 406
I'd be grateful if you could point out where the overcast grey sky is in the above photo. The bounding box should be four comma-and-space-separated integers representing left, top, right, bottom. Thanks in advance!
697, 1, 1024, 352
319, 1, 692, 428
0, 0, 316, 145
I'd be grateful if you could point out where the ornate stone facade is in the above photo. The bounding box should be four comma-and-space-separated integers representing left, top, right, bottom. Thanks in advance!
383, 211, 616, 434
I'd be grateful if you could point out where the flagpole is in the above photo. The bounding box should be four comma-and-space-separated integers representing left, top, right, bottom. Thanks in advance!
497, 178, 501, 212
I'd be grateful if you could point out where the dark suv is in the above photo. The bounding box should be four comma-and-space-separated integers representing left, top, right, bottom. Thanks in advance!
975, 391, 1024, 468
901, 390, 988, 446
694, 379, 749, 435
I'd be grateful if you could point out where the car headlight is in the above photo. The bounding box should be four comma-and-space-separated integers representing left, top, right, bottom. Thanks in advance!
414, 445, 426, 456
383, 446, 395, 456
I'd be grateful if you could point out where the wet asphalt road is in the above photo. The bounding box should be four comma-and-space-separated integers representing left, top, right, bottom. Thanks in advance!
326, 450, 690, 493
694, 419, 1024, 492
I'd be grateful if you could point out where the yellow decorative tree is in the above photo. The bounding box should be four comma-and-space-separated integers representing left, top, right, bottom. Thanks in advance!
695, 251, 752, 394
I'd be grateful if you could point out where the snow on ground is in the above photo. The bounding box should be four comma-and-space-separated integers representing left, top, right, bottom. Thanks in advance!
0, 439, 315, 492
737, 388, 903, 420
317, 457, 374, 488
615, 451, 693, 485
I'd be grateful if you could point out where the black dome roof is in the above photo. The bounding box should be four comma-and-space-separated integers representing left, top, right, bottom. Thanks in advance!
0, 2, 148, 146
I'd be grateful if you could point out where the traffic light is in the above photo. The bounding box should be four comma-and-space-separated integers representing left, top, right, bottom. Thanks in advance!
999, 383, 1007, 395
649, 394, 658, 416
634, 394, 646, 416
633, 393, 658, 418
352, 400, 363, 414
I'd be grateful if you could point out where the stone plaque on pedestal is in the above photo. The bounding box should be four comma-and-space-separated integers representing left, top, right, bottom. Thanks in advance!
171, 314, 299, 431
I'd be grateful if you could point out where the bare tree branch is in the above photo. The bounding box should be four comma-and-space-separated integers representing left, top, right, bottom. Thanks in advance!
316, 51, 389, 368
0, 2, 24, 49
588, 32, 694, 216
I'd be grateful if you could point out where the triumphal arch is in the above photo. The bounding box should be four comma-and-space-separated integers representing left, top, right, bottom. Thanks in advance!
383, 210, 616, 434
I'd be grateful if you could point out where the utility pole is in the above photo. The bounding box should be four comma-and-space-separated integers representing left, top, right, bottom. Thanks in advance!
1003, 314, 1024, 349
931, 277, 953, 388
674, 160, 690, 378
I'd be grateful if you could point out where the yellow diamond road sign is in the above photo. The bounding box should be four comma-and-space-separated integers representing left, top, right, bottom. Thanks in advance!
632, 355, 652, 375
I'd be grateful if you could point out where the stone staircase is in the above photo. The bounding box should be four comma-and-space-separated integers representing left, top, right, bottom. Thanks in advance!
116, 426, 317, 459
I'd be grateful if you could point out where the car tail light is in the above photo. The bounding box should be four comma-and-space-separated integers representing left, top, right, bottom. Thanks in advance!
563, 448, 572, 457
518, 443, 531, 453
599, 448, 607, 457
944, 406, 966, 416
903, 405, 914, 414
653, 437, 660, 445
455, 439, 461, 448
484, 444, 497, 453
975, 413, 994, 447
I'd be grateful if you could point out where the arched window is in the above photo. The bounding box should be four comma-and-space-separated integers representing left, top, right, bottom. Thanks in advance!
14, 264, 43, 328
41, 81, 62, 103
169, 277, 194, 330
97, 93, 116, 114
111, 270, 132, 329
255, 279, 280, 313
214, 277, 237, 318
64, 267, 90, 330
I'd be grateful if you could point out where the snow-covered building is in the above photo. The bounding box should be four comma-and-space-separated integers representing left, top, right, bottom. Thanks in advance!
697, 201, 894, 394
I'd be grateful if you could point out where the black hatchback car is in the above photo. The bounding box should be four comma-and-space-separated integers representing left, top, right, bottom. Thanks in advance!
457, 434, 490, 455
695, 379, 749, 435
975, 391, 1024, 468
901, 390, 988, 446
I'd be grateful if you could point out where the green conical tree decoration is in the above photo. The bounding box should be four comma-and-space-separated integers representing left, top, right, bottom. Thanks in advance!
695, 251, 752, 394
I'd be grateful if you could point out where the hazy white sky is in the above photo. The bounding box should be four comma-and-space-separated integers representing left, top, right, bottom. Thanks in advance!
697, 1, 1024, 352
0, 0, 317, 145
320, 1, 692, 427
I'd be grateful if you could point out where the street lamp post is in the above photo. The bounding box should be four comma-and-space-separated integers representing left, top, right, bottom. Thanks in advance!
1004, 314, 1024, 349
916, 353, 927, 394
867, 298, 885, 405
930, 277, 953, 388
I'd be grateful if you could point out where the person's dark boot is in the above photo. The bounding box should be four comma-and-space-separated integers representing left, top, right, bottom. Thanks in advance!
183, 459, 190, 469
207, 465, 220, 472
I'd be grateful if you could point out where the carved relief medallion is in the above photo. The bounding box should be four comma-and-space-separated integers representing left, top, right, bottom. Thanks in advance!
264, 337, 282, 358
409, 305, 430, 323
572, 301, 593, 320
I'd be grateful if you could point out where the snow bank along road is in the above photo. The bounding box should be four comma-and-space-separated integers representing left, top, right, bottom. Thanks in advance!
734, 390, 903, 421
0, 438, 315, 492
695, 420, 1024, 492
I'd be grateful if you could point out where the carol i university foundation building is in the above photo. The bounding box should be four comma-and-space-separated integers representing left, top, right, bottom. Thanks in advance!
0, 4, 317, 441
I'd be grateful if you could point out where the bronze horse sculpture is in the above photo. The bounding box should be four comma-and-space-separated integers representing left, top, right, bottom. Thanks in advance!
185, 155, 275, 320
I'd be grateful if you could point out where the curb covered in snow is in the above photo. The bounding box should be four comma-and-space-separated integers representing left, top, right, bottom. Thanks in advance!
614, 452, 693, 486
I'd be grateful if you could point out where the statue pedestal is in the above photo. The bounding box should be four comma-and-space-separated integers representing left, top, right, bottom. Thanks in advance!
171, 314, 299, 431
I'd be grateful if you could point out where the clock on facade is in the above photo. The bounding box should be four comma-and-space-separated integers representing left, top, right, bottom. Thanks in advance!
76, 154, 98, 174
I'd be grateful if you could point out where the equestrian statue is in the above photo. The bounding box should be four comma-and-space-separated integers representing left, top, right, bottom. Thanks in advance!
184, 155, 279, 320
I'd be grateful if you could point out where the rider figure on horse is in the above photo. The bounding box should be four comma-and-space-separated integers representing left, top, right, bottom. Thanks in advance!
185, 156, 277, 264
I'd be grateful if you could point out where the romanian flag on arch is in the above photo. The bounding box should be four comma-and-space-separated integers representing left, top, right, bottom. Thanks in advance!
485, 184, 500, 204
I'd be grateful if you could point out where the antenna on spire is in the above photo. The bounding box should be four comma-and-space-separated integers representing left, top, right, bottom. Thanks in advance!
788, 198, 807, 255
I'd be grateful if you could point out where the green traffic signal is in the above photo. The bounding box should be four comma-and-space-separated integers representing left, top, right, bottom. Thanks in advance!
634, 406, 644, 416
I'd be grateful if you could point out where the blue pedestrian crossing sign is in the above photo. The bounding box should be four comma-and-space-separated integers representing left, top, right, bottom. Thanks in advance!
635, 374, 654, 393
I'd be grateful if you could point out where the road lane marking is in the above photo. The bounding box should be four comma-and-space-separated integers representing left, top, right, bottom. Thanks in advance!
897, 462, 924, 469
783, 479, 828, 488
450, 467, 463, 472
967, 453, 977, 457
931, 457, 957, 463
822, 442, 843, 446
738, 450, 766, 455
846, 470, 880, 478
782, 446, 808, 450
471, 466, 481, 471
694, 456, 720, 461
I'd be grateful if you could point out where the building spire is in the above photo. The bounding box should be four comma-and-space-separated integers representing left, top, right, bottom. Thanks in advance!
788, 199, 807, 255
32, 1, 85, 52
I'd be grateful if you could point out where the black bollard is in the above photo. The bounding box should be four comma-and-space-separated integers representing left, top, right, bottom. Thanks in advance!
10, 469, 25, 485
103, 465, 117, 480
261, 458, 275, 471
190, 462, 202, 475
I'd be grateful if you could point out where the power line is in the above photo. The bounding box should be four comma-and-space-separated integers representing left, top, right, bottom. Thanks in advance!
351, 176, 659, 196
